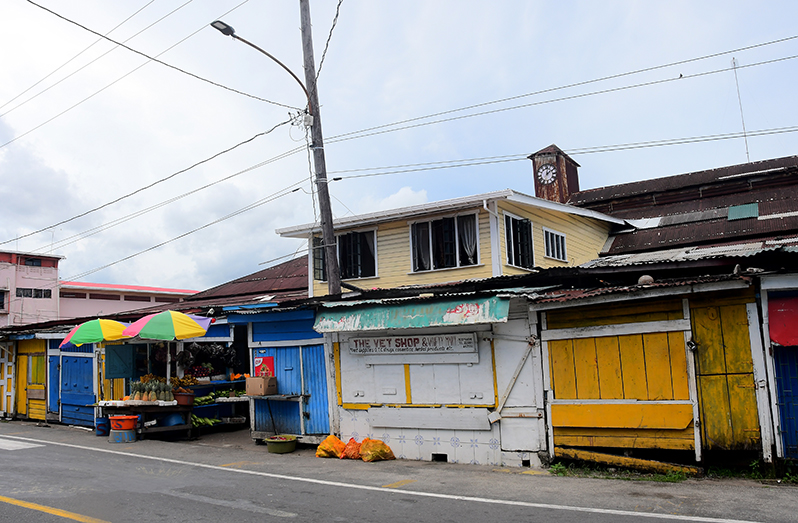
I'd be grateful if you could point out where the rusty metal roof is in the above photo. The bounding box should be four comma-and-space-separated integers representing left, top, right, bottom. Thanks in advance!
529, 274, 750, 304
570, 155, 798, 210
584, 241, 798, 268
188, 257, 307, 301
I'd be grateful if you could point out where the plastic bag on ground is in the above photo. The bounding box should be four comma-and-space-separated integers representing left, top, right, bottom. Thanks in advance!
316, 434, 346, 458
360, 438, 396, 462
340, 437, 362, 459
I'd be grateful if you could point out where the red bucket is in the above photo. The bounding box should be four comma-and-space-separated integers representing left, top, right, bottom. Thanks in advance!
109, 415, 138, 431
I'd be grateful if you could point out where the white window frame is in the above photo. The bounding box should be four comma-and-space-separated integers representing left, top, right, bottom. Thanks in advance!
313, 228, 379, 282
503, 211, 535, 270
408, 212, 480, 273
542, 227, 568, 262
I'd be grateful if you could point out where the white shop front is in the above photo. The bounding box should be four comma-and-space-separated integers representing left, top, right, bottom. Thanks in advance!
316, 295, 547, 467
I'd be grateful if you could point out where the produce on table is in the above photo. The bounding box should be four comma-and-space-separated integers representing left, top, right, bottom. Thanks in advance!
191, 414, 220, 427
129, 379, 174, 402
170, 376, 199, 388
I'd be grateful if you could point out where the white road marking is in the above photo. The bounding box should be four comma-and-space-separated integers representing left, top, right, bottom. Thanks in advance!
0, 434, 761, 523
0, 437, 44, 451
166, 490, 297, 518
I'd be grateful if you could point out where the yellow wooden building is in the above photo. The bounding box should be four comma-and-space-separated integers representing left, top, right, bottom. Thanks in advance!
277, 189, 624, 297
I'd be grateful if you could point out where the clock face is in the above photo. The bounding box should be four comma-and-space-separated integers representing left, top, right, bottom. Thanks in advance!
537, 163, 557, 184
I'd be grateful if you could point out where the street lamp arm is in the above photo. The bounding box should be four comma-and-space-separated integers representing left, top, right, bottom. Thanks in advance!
231, 34, 312, 115
211, 21, 312, 115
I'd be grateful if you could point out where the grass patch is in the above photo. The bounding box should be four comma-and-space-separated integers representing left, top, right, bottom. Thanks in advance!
547, 461, 689, 482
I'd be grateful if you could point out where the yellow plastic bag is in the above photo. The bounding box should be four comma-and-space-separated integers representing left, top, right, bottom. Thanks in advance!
340, 437, 362, 459
360, 438, 395, 462
316, 434, 346, 458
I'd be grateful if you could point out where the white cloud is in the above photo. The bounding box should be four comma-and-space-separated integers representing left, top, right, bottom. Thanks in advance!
353, 186, 428, 216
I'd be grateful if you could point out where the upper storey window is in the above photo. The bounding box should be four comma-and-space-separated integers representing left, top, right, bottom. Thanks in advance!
411, 214, 478, 272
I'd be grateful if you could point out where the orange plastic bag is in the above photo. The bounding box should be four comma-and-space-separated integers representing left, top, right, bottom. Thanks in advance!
316, 434, 346, 458
360, 438, 395, 462
339, 438, 362, 459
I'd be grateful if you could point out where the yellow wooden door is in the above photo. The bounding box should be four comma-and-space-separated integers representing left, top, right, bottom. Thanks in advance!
15, 355, 28, 417
692, 304, 760, 450
14, 354, 46, 420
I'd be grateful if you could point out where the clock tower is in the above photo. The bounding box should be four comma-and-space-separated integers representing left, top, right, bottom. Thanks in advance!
529, 144, 580, 204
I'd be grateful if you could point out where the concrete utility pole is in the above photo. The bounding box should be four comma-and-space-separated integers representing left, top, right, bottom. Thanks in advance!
299, 0, 341, 295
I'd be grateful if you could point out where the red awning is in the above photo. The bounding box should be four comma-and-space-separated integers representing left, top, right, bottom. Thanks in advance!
769, 297, 798, 346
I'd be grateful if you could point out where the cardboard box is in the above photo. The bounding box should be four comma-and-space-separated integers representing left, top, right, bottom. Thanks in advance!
246, 376, 277, 396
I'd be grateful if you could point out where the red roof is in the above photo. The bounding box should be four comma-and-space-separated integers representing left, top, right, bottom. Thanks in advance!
60, 281, 198, 294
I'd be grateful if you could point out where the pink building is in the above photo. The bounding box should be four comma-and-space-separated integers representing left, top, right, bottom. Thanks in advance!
0, 250, 197, 326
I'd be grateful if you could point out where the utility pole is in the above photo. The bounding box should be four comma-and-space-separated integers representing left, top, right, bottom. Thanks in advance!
299, 0, 341, 295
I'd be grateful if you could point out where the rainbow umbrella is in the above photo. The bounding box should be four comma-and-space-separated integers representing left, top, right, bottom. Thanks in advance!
122, 311, 212, 341
59, 319, 130, 348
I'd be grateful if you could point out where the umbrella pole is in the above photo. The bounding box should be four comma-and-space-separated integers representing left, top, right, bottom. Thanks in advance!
166, 344, 172, 381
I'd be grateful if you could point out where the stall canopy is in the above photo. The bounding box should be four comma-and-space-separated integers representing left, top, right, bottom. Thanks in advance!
769, 296, 798, 346
314, 296, 510, 332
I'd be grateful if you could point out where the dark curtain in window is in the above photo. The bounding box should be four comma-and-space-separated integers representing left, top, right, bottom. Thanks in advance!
339, 231, 376, 279
432, 217, 456, 269
412, 222, 431, 271
313, 236, 326, 281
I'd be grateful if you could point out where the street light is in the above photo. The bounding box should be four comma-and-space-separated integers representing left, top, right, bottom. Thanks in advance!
210, 16, 342, 295
210, 20, 311, 115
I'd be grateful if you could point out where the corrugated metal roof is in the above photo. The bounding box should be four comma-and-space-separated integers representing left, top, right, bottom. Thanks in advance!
570, 155, 798, 207
604, 216, 798, 255
583, 241, 791, 268
188, 257, 307, 301
530, 274, 748, 304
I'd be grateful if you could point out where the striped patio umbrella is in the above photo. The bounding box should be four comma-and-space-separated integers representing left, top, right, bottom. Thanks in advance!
59, 319, 130, 348
122, 311, 212, 341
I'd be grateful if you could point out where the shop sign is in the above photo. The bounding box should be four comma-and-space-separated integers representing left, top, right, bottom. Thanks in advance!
349, 333, 477, 355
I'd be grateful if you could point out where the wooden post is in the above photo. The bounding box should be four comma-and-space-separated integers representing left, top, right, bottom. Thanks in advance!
299, 0, 341, 295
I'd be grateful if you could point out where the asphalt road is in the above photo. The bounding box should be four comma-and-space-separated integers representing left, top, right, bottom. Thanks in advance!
0, 421, 796, 523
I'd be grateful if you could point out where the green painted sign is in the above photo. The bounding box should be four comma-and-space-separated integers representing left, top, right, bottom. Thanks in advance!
314, 296, 510, 332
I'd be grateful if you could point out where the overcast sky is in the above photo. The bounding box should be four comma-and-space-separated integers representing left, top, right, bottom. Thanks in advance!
1, 0, 796, 291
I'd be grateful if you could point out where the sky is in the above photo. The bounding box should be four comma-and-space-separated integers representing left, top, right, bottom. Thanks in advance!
1, 0, 796, 291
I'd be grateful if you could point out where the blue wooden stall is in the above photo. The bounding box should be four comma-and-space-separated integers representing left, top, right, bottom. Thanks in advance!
226, 307, 330, 443
55, 340, 96, 427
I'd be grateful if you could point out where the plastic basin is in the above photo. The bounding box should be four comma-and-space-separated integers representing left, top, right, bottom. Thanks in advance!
265, 435, 297, 454
109, 415, 138, 431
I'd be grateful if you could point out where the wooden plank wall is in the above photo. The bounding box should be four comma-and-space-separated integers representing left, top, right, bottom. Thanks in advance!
497, 201, 612, 275
546, 299, 695, 450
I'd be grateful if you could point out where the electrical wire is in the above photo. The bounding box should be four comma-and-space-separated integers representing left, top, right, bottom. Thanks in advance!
62, 180, 304, 282
327, 125, 798, 181
328, 34, 798, 142
1, 119, 294, 247
3, 176, 309, 310
24, 0, 298, 108
326, 53, 798, 146
315, 0, 343, 82
30, 134, 303, 254
0, 0, 157, 113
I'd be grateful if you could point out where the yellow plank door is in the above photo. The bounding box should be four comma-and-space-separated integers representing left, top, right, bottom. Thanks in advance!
15, 355, 28, 417
14, 354, 46, 420
692, 304, 760, 451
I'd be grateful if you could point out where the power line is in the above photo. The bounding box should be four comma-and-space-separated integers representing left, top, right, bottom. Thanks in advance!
63, 180, 304, 283
3, 177, 308, 310
24, 0, 297, 109
327, 34, 798, 142
328, 125, 798, 181
315, 0, 343, 82
326, 53, 798, 146
2, 120, 293, 247
31, 133, 304, 254
0, 0, 157, 113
